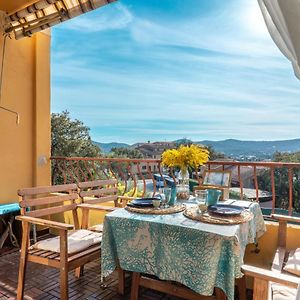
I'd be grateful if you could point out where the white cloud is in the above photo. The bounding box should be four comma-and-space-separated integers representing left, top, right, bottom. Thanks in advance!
128, 1, 281, 59
60, 3, 133, 32
51, 0, 300, 143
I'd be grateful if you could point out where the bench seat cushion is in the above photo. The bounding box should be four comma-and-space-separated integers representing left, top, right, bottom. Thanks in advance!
283, 248, 300, 276
88, 224, 103, 232
32, 229, 102, 254
272, 284, 297, 300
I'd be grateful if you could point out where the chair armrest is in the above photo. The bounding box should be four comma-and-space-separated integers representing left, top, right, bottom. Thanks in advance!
118, 196, 135, 200
15, 215, 74, 231
242, 265, 299, 288
117, 196, 135, 207
78, 203, 118, 212
272, 214, 300, 224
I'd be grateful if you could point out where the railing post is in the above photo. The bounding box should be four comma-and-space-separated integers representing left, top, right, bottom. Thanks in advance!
270, 167, 276, 214
253, 166, 259, 202
288, 167, 293, 215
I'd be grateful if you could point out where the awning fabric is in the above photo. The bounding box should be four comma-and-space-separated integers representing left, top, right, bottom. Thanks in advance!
5, 0, 117, 40
258, 0, 300, 79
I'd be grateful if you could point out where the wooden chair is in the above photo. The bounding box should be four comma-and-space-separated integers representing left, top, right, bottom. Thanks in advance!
77, 179, 130, 294
194, 170, 232, 200
78, 179, 122, 232
242, 214, 300, 300
16, 184, 105, 300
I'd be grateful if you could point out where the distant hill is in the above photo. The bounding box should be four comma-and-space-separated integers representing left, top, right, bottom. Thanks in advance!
197, 138, 300, 158
94, 138, 300, 158
93, 141, 130, 153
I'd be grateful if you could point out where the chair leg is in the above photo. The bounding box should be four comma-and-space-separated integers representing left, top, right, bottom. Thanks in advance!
74, 209, 88, 279
16, 222, 29, 300
75, 266, 84, 278
253, 278, 268, 300
60, 267, 69, 300
236, 276, 247, 300
215, 287, 227, 300
130, 272, 141, 300
118, 268, 125, 295
59, 230, 69, 300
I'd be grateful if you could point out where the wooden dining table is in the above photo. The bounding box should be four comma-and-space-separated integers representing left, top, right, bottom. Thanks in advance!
101, 200, 266, 300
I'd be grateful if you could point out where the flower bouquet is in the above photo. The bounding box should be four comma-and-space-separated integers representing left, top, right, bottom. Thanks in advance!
161, 145, 209, 200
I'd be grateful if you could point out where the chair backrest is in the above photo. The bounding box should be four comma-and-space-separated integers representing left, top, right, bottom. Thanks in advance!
202, 170, 232, 188
18, 184, 79, 219
78, 179, 118, 206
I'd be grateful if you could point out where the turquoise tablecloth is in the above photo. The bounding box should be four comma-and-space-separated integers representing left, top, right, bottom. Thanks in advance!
101, 200, 266, 300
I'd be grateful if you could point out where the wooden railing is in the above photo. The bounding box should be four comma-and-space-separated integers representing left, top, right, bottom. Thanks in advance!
51, 157, 174, 198
51, 157, 300, 215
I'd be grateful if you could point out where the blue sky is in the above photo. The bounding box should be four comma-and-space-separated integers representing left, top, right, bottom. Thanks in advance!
51, 0, 300, 144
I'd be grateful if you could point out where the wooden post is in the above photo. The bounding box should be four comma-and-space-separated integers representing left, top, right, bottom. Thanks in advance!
59, 230, 69, 300
236, 277, 247, 300
16, 222, 29, 300
130, 272, 141, 300
118, 268, 125, 295
278, 220, 287, 248
215, 287, 227, 300
253, 278, 268, 300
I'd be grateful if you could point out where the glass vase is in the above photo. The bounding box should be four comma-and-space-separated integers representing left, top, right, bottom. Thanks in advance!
176, 168, 190, 201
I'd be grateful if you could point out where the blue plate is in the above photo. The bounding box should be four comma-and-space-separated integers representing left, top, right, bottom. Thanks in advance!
208, 204, 244, 216
127, 197, 160, 208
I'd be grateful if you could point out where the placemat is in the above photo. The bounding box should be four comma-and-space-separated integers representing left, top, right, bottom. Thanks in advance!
125, 204, 185, 215
183, 206, 253, 225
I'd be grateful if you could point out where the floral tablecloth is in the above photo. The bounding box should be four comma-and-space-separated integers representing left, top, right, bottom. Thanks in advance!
101, 200, 266, 300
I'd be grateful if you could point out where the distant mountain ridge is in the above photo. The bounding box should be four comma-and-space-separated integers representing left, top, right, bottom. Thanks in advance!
94, 138, 300, 158
197, 138, 300, 158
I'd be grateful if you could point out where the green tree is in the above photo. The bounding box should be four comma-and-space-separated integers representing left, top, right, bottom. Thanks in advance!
109, 147, 144, 159
204, 145, 226, 160
257, 151, 300, 212
51, 111, 101, 184
51, 111, 101, 157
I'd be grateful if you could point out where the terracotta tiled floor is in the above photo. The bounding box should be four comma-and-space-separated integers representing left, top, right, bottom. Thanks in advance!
0, 249, 178, 300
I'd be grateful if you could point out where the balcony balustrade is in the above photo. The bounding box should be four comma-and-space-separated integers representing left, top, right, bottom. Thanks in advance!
51, 157, 300, 216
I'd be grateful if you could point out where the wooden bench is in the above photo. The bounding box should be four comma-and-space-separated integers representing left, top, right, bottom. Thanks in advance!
242, 214, 300, 299
77, 179, 131, 294
16, 184, 106, 300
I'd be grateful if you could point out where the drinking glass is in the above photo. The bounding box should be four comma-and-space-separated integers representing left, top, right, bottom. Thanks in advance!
195, 190, 208, 213
162, 187, 171, 208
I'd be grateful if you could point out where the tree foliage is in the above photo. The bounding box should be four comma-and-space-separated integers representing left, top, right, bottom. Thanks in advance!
257, 151, 300, 212
204, 145, 226, 160
51, 111, 101, 157
51, 111, 101, 185
109, 147, 144, 159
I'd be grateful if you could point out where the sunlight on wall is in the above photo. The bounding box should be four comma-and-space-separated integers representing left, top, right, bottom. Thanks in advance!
0, 31, 51, 203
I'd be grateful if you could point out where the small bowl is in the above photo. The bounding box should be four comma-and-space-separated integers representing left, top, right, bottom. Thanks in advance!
152, 199, 161, 208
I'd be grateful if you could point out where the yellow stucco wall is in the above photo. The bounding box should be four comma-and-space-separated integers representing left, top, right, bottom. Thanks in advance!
0, 31, 51, 203
245, 221, 300, 268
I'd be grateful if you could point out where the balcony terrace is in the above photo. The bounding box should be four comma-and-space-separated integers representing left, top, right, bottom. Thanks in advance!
0, 157, 298, 299
2, 1, 300, 299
